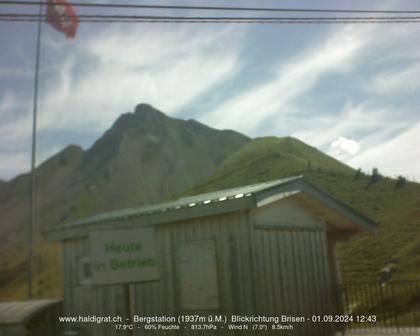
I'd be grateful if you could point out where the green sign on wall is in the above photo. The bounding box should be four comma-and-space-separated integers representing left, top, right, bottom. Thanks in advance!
89, 228, 159, 285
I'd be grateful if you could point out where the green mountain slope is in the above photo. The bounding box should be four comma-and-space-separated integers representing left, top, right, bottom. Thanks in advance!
1, 108, 418, 300
180, 136, 353, 195
0, 104, 249, 299
182, 136, 420, 284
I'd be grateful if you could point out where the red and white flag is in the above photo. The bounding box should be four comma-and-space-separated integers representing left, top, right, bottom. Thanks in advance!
45, 0, 79, 39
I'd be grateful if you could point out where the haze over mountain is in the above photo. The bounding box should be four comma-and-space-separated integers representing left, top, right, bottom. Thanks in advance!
0, 104, 419, 300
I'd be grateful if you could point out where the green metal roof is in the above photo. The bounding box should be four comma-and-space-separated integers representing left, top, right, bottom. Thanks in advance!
62, 176, 302, 228
45, 175, 378, 240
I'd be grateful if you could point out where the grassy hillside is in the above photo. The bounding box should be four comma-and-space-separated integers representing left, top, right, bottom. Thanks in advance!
182, 136, 420, 284
179, 136, 353, 194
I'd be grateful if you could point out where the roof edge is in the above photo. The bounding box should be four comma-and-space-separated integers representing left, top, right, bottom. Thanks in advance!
297, 178, 378, 232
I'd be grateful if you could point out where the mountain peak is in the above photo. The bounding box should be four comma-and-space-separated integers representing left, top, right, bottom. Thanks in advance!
133, 103, 167, 123
134, 103, 164, 115
112, 103, 167, 132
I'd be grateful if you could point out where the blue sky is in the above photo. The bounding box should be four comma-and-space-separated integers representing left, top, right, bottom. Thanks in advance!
1, 0, 420, 181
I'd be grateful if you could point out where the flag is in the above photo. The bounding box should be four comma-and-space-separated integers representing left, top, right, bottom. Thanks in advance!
45, 0, 79, 39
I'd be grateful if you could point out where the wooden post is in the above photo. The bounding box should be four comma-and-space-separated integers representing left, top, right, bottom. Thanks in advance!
124, 284, 135, 335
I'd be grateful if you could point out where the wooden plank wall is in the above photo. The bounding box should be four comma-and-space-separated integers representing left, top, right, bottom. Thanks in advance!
251, 226, 335, 336
251, 198, 337, 335
62, 207, 337, 336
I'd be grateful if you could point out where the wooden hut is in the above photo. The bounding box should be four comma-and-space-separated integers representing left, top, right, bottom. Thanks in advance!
0, 299, 62, 336
45, 176, 376, 336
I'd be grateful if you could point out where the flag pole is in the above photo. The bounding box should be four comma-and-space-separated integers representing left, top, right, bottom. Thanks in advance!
29, 2, 44, 300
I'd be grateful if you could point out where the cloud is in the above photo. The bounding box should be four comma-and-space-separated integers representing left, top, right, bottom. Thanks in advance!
369, 63, 420, 94
2, 12, 420, 182
37, 24, 244, 133
0, 91, 32, 149
292, 103, 404, 149
200, 25, 371, 134
0, 91, 17, 116
329, 137, 360, 160
0, 23, 245, 180
0, 116, 32, 179
348, 121, 420, 180
291, 102, 418, 177
0, 66, 28, 79
0, 90, 33, 179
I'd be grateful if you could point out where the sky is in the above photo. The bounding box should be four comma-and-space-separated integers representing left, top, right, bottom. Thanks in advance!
1, 0, 420, 181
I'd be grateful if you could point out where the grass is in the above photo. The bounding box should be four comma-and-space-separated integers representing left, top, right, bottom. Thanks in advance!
0, 242, 62, 300
182, 137, 420, 284
1, 136, 419, 305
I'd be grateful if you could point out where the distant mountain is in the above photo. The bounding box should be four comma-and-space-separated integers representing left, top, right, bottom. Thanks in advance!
0, 103, 249, 299
181, 136, 420, 284
1, 105, 419, 300
58, 103, 250, 222
0, 179, 6, 194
